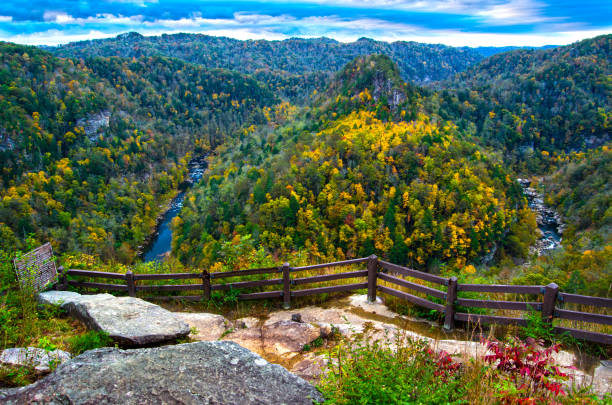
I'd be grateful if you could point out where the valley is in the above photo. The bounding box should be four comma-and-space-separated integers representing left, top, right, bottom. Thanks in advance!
0, 31, 610, 404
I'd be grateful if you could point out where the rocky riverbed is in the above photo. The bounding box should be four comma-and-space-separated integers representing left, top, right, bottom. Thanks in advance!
518, 178, 564, 255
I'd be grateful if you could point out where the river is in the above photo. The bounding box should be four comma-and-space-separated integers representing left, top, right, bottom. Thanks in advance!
142, 155, 208, 262
518, 178, 564, 255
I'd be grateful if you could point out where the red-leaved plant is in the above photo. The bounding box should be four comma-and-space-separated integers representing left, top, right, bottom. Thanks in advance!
482, 337, 574, 404
426, 348, 461, 380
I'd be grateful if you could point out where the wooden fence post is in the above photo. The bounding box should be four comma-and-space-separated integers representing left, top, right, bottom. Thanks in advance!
367, 255, 378, 303
282, 263, 291, 309
126, 270, 136, 297
57, 265, 67, 290
444, 276, 458, 331
542, 282, 559, 324
202, 271, 211, 300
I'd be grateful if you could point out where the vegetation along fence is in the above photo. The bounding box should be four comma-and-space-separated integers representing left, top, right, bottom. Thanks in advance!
56, 255, 612, 345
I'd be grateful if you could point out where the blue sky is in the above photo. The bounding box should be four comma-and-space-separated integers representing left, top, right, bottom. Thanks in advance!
0, 1, 610, 47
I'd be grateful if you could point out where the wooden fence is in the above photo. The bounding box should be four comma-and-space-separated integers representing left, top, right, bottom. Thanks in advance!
56, 255, 612, 345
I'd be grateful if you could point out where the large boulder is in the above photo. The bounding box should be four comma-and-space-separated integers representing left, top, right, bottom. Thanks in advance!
61, 294, 190, 346
0, 347, 71, 374
1, 341, 324, 404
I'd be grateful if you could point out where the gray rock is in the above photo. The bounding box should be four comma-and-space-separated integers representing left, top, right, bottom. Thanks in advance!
1, 341, 324, 404
0, 387, 21, 400
37, 290, 82, 306
61, 294, 190, 346
262, 320, 321, 356
592, 361, 612, 396
291, 313, 303, 323
0, 347, 71, 374
174, 312, 228, 340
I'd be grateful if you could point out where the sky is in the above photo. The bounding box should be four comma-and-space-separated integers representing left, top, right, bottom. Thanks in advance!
0, 0, 610, 47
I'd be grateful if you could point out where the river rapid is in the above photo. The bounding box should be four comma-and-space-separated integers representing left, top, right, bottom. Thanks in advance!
518, 178, 564, 255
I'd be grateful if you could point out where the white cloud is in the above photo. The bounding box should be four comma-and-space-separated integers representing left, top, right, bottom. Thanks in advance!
0, 29, 121, 46
475, 0, 560, 25
0, 16, 13, 22
43, 11, 75, 23
2, 10, 610, 47
274, 0, 560, 25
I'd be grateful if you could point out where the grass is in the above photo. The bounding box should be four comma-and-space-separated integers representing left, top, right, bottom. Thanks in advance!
318, 327, 611, 405
0, 250, 115, 387
67, 331, 113, 355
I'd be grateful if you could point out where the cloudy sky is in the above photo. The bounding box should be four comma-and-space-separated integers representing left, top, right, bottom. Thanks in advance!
0, 0, 610, 47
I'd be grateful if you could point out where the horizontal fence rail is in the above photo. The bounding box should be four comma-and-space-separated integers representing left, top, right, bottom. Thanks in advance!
57, 256, 612, 345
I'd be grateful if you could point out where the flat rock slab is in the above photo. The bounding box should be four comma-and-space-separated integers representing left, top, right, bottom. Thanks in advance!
0, 347, 71, 374
61, 294, 190, 346
1, 341, 324, 405
174, 312, 228, 341
37, 290, 82, 306
262, 320, 322, 356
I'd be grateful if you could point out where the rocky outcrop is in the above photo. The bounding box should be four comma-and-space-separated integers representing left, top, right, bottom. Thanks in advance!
1, 341, 324, 404
76, 110, 110, 141
38, 291, 190, 346
0, 347, 71, 374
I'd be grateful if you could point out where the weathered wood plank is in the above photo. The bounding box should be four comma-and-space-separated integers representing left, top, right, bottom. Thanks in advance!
210, 267, 280, 279
454, 312, 528, 326
134, 273, 202, 280
238, 290, 283, 300
144, 295, 204, 301
376, 285, 445, 312
67, 280, 127, 291
558, 293, 612, 308
552, 327, 612, 345
378, 272, 446, 299
291, 282, 368, 297
66, 269, 126, 280
211, 278, 283, 290
456, 299, 541, 311
292, 271, 367, 285
291, 257, 369, 272
136, 284, 205, 292
378, 260, 447, 285
457, 284, 543, 294
554, 309, 612, 325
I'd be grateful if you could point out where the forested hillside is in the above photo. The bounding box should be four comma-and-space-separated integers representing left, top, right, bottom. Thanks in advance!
48, 33, 484, 86
509, 147, 612, 297
171, 55, 533, 274
437, 35, 611, 169
0, 42, 275, 260
0, 34, 609, 297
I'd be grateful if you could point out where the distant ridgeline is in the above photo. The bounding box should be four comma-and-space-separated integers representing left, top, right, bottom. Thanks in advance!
0, 34, 610, 298
47, 33, 485, 86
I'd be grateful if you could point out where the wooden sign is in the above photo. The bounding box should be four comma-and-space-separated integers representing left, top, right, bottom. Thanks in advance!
13, 243, 57, 292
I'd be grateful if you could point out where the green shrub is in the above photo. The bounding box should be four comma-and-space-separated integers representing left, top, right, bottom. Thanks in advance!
68, 331, 113, 355
318, 329, 466, 404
